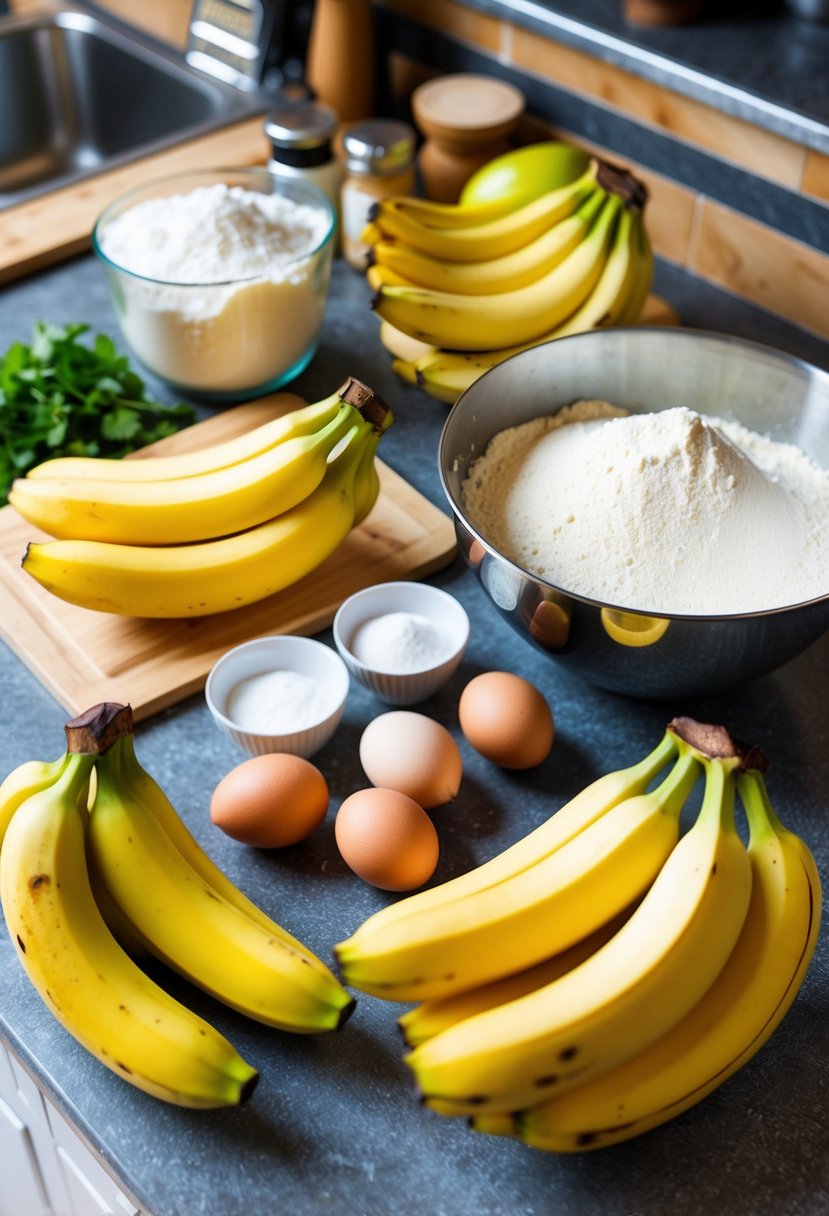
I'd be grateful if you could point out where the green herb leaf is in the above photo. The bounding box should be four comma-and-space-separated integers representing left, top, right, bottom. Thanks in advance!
0, 323, 196, 503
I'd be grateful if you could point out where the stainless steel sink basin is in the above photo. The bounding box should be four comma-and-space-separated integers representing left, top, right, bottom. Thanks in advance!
0, 5, 265, 209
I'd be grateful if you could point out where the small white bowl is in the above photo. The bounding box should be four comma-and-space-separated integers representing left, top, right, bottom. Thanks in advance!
205, 636, 349, 758
333, 582, 470, 706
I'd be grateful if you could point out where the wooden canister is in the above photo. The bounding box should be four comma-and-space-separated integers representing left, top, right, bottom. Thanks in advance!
411, 74, 526, 203
306, 0, 375, 123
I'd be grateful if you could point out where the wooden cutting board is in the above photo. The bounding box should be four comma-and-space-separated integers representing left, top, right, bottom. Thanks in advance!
0, 395, 458, 721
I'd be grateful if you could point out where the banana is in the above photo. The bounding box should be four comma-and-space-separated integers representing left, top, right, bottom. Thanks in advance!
0, 751, 258, 1108
550, 205, 642, 338
397, 912, 630, 1049
370, 190, 608, 297
336, 729, 675, 946
371, 194, 622, 351
336, 735, 699, 1001
0, 754, 66, 853
408, 208, 647, 404
517, 768, 820, 1152
21, 416, 386, 618
26, 390, 335, 483
88, 736, 355, 1033
375, 194, 521, 229
407, 732, 754, 1115
10, 399, 364, 545
616, 214, 654, 325
364, 165, 600, 264
377, 320, 437, 365
367, 264, 415, 290
390, 357, 420, 389
115, 731, 340, 978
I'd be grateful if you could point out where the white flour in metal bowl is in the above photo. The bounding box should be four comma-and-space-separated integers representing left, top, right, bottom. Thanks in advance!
99, 183, 332, 392
461, 401, 829, 615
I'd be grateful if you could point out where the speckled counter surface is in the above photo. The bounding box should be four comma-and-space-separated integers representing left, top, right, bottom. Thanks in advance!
1, 258, 828, 1216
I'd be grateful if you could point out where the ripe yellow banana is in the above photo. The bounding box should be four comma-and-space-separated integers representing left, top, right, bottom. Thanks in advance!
410, 208, 648, 404
551, 205, 642, 338
26, 390, 336, 484
10, 400, 363, 545
21, 416, 386, 618
0, 754, 66, 852
397, 911, 630, 1049
88, 736, 355, 1033
336, 734, 698, 1001
407, 736, 754, 1115
517, 768, 820, 1151
374, 194, 522, 229
617, 214, 654, 325
0, 750, 258, 1108
370, 189, 607, 296
367, 264, 415, 291
115, 730, 341, 979
337, 729, 676, 945
364, 164, 600, 263
377, 320, 437, 365
371, 194, 622, 351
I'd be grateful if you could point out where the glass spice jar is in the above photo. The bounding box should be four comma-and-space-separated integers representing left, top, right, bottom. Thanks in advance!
339, 120, 416, 270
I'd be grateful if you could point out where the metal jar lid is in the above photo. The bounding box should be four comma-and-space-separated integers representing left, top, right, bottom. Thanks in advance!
264, 102, 339, 151
341, 120, 415, 176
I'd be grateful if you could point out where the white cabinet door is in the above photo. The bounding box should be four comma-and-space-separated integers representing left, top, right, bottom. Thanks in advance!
0, 1093, 49, 1216
48, 1103, 139, 1216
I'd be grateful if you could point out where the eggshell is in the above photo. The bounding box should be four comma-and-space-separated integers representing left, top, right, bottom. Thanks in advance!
210, 753, 329, 847
459, 671, 554, 769
359, 711, 462, 808
335, 787, 439, 891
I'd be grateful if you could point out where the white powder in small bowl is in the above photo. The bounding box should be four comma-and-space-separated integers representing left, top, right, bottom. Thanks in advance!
98, 182, 332, 392
226, 669, 335, 734
462, 403, 829, 615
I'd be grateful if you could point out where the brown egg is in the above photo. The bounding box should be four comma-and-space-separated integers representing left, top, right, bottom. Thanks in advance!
459, 671, 554, 769
359, 711, 463, 808
335, 787, 439, 891
210, 753, 329, 847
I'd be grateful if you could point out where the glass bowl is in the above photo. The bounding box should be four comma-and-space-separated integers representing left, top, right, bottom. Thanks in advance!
92, 167, 335, 402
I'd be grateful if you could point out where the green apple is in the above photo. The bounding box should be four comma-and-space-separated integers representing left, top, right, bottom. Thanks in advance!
460, 141, 591, 209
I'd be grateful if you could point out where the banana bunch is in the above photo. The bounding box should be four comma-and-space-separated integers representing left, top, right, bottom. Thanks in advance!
362, 158, 653, 405
0, 703, 354, 1109
335, 718, 821, 1148
12, 378, 392, 618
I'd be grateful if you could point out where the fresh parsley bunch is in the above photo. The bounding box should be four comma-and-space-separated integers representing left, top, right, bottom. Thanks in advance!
0, 322, 195, 504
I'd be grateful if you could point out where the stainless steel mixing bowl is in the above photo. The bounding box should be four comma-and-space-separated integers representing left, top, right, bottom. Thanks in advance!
438, 327, 829, 698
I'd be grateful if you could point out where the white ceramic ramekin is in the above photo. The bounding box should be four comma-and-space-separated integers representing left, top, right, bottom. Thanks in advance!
205, 635, 349, 758
332, 581, 469, 706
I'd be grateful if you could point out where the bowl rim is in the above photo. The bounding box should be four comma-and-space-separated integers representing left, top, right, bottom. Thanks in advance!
438, 325, 829, 623
205, 634, 349, 739
332, 581, 470, 677
91, 166, 336, 288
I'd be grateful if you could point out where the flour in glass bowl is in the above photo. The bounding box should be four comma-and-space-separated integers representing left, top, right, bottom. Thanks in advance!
98, 183, 333, 392
461, 402, 829, 615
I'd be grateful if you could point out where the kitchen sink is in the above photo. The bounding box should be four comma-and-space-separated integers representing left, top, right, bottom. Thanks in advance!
0, 5, 266, 209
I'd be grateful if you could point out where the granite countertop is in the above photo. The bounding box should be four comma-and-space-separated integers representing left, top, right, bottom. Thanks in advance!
455, 0, 829, 151
1, 255, 828, 1216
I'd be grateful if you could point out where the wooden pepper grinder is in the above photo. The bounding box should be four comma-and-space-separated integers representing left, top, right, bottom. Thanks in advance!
306, 0, 375, 123
411, 74, 525, 203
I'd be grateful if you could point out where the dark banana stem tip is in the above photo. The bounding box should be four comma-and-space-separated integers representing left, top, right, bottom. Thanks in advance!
65, 702, 134, 756
667, 716, 768, 773
595, 158, 649, 212
338, 377, 391, 431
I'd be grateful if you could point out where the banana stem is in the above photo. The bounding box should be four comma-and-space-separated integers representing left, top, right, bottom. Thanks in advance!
64, 703, 134, 757
738, 770, 783, 845
652, 748, 702, 819
49, 751, 97, 811
696, 757, 739, 835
